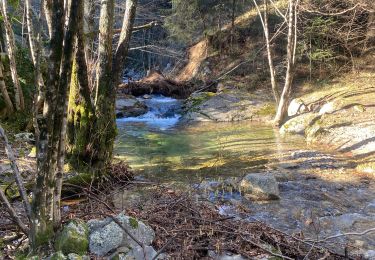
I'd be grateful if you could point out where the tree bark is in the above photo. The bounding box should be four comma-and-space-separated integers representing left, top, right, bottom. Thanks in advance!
113, 0, 138, 86
365, 7, 375, 48
25, 0, 45, 110
274, 0, 296, 126
67, 0, 95, 165
31, 0, 79, 251
252, 0, 279, 104
93, 0, 116, 169
0, 0, 25, 110
263, 0, 279, 104
0, 59, 14, 114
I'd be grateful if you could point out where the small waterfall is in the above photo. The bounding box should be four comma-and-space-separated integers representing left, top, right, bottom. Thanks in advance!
116, 95, 182, 130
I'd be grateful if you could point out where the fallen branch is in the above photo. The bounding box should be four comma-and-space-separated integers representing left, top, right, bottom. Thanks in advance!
0, 188, 29, 235
0, 126, 32, 220
306, 228, 375, 243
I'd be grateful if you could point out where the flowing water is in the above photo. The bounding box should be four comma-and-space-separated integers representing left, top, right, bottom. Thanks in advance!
115, 95, 375, 256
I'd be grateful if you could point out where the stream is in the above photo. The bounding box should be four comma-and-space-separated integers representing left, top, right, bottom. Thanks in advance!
115, 95, 375, 257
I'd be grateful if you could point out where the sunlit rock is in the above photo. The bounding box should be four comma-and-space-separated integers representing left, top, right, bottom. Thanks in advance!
280, 113, 318, 135
288, 98, 307, 117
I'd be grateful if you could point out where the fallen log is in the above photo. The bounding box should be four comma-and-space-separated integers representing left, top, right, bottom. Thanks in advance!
118, 70, 216, 99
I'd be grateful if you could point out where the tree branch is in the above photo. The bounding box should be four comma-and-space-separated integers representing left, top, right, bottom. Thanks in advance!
0, 126, 32, 220
0, 188, 29, 235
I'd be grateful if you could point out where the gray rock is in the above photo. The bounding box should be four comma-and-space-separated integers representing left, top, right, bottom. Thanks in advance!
280, 113, 317, 135
89, 213, 155, 257
55, 220, 89, 255
182, 91, 262, 122
47, 251, 66, 260
67, 253, 89, 260
208, 250, 246, 260
288, 98, 307, 117
14, 132, 35, 143
118, 245, 158, 260
116, 96, 148, 118
0, 163, 12, 174
89, 221, 124, 256
240, 173, 280, 200
318, 101, 337, 115
364, 250, 375, 259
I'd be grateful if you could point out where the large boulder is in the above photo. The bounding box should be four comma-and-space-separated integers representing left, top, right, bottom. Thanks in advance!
55, 220, 89, 255
182, 91, 264, 122
116, 95, 148, 118
239, 173, 280, 200
280, 113, 318, 135
88, 213, 155, 257
288, 98, 307, 117
318, 100, 343, 115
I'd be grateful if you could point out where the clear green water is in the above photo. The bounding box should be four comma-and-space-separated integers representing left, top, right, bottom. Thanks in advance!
115, 121, 307, 183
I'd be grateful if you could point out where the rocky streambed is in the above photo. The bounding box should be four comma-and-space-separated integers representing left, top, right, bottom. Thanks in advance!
112, 92, 375, 259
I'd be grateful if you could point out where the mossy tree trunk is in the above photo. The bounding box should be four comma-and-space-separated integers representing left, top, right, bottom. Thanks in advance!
93, 0, 116, 170
67, 0, 95, 167
30, 0, 79, 252
67, 0, 138, 171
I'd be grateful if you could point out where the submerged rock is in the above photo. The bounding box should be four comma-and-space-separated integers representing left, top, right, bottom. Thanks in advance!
55, 219, 89, 255
240, 173, 280, 200
88, 212, 155, 256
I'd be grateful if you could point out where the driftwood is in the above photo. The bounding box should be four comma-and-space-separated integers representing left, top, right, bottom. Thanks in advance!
118, 70, 216, 98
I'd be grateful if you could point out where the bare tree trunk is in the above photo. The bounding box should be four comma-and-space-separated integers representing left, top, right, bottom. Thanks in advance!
365, 7, 375, 48
253, 0, 279, 104
274, 0, 296, 126
43, 0, 53, 39
0, 0, 25, 110
25, 0, 45, 109
263, 0, 279, 104
113, 0, 138, 86
0, 59, 14, 114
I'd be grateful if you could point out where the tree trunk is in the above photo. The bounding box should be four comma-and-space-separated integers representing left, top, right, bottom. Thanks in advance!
0, 59, 14, 114
273, 0, 296, 126
0, 0, 25, 110
25, 0, 45, 109
263, 0, 279, 104
113, 0, 138, 86
366, 7, 375, 48
93, 0, 116, 169
252, 0, 279, 104
31, 0, 78, 251
67, 0, 95, 165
